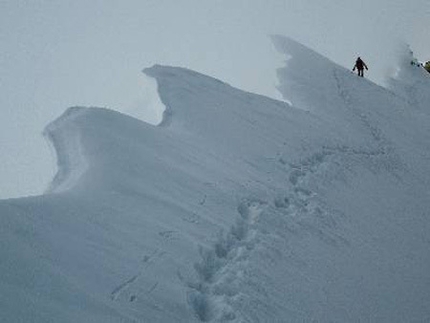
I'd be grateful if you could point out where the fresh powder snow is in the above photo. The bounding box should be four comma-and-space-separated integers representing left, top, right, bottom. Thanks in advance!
1, 36, 430, 322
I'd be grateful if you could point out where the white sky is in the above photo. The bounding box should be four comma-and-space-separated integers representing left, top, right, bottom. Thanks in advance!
1, 0, 429, 198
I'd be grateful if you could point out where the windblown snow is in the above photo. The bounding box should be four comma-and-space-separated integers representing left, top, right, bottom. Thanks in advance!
1, 37, 430, 322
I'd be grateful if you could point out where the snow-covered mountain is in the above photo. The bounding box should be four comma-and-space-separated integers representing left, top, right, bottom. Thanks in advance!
1, 37, 430, 322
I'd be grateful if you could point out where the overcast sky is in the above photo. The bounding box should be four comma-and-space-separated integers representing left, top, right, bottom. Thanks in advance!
1, 0, 429, 198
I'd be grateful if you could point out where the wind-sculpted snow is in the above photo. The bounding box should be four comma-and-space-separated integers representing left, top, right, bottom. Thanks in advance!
387, 48, 430, 113
273, 36, 430, 183
1, 37, 430, 322
43, 107, 89, 193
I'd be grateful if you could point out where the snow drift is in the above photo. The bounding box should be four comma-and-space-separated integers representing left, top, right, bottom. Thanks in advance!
1, 36, 430, 322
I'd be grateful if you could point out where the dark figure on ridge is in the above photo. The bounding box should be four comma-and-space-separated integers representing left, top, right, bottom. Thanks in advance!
352, 57, 368, 77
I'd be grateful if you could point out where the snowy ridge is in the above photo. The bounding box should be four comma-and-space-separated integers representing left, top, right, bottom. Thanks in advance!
43, 107, 90, 193
387, 46, 430, 112
1, 37, 430, 322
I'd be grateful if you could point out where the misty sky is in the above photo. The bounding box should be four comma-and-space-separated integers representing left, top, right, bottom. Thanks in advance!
1, 0, 429, 198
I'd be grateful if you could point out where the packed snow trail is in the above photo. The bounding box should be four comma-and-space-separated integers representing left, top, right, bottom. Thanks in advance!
1, 37, 430, 322
186, 199, 266, 321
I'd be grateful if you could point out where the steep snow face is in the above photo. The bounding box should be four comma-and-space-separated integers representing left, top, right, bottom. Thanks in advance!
1, 38, 430, 322
273, 36, 430, 182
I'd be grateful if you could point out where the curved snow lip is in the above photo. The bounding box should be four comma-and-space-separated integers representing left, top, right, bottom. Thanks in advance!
143, 64, 232, 128
43, 107, 90, 194
142, 65, 175, 127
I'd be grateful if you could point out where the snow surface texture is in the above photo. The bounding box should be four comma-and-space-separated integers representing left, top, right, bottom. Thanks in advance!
1, 36, 430, 322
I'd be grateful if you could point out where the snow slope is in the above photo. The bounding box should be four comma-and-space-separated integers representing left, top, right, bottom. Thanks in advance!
1, 37, 430, 322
